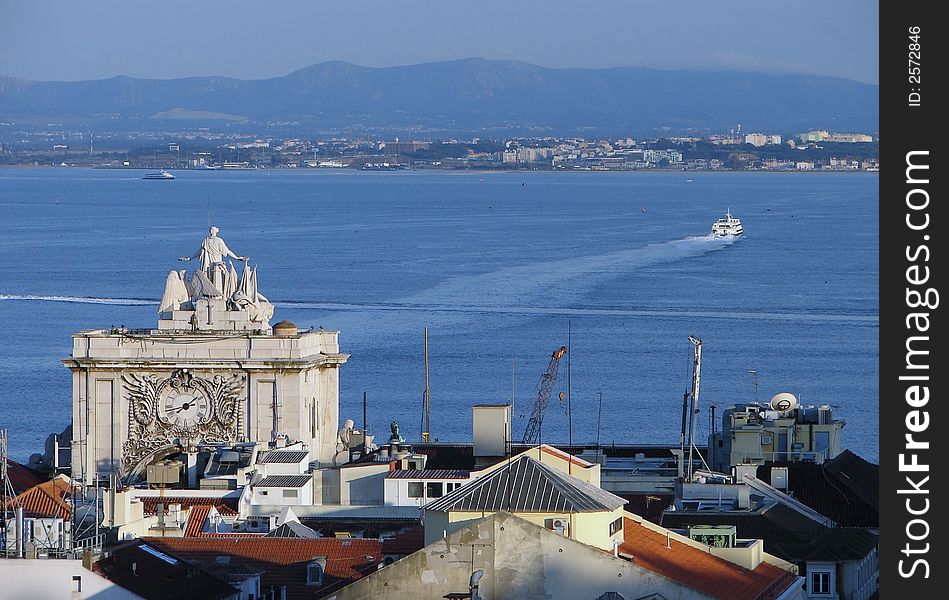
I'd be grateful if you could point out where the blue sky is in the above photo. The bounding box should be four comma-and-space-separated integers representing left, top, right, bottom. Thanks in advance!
0, 1, 878, 83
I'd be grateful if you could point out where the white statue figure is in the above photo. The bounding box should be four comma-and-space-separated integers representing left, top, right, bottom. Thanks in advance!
179, 226, 246, 270
231, 263, 275, 322
179, 226, 247, 296
157, 270, 191, 314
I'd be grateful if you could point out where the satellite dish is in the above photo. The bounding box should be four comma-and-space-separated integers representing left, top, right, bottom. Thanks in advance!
769, 392, 798, 412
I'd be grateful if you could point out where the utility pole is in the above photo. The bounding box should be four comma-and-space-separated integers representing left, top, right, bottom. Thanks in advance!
422, 327, 430, 442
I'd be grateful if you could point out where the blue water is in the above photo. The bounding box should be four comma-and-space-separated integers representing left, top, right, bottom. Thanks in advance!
0, 168, 879, 463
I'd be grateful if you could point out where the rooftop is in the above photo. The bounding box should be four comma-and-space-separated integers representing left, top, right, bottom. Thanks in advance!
145, 536, 383, 599
259, 450, 310, 464
755, 449, 879, 528
2, 459, 45, 497
424, 454, 625, 513
385, 469, 470, 480
661, 503, 879, 563
3, 476, 73, 519
94, 540, 238, 600
620, 517, 797, 600
255, 475, 312, 488
141, 496, 240, 516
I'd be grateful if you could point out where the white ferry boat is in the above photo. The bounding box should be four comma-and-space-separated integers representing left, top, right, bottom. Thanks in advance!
710, 209, 743, 237
143, 169, 175, 180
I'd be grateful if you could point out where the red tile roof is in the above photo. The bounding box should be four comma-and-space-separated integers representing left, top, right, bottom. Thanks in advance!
185, 505, 212, 537
140, 496, 239, 515
619, 517, 797, 600
538, 444, 595, 468
3, 477, 73, 519
146, 536, 383, 599
3, 459, 45, 496
183, 504, 244, 537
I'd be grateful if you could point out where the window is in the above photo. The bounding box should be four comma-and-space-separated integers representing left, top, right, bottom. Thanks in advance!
307, 563, 323, 585
426, 482, 444, 498
811, 571, 831, 595
283, 489, 299, 499
259, 490, 269, 496
407, 482, 424, 498
609, 517, 623, 536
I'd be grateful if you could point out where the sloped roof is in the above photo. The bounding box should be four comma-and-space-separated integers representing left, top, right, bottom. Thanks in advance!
661, 503, 879, 563
255, 475, 312, 488
385, 469, 470, 480
3, 477, 73, 519
380, 525, 425, 556
424, 454, 625, 513
259, 450, 310, 464
141, 496, 239, 516
620, 517, 797, 600
616, 493, 675, 524
755, 451, 879, 528
265, 521, 321, 539
3, 459, 45, 496
93, 540, 238, 600
146, 536, 382, 600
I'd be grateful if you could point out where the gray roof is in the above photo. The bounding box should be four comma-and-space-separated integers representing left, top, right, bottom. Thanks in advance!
264, 521, 321, 539
258, 450, 310, 464
385, 469, 470, 480
255, 475, 312, 488
423, 455, 626, 513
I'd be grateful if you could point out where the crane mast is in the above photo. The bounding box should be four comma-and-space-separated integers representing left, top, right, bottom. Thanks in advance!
521, 346, 568, 445
686, 335, 702, 481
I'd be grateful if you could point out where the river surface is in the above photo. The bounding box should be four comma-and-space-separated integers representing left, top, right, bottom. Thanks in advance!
0, 168, 879, 462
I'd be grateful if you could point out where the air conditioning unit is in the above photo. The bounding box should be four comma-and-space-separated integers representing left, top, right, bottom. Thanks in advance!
546, 518, 569, 536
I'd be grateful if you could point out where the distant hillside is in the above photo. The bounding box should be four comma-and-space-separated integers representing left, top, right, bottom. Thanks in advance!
0, 59, 878, 136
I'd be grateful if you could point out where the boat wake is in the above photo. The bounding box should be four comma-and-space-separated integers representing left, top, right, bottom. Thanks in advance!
0, 294, 154, 306
1, 236, 875, 330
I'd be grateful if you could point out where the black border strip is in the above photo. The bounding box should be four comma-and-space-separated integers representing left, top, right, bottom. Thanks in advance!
880, 1, 943, 595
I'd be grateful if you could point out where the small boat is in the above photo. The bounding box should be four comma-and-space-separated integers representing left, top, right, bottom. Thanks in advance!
143, 169, 175, 180
711, 209, 743, 237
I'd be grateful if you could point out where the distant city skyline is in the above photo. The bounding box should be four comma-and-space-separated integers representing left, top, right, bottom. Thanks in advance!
0, 0, 879, 84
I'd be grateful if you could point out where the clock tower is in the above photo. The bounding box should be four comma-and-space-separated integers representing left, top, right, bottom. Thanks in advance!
65, 227, 349, 484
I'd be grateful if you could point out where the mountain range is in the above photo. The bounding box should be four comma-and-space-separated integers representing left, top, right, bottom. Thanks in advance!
0, 58, 878, 136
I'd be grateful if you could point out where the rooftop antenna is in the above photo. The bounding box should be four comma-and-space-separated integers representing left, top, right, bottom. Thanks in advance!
567, 320, 572, 476
511, 360, 516, 417
749, 370, 760, 403
596, 389, 604, 449
422, 327, 430, 443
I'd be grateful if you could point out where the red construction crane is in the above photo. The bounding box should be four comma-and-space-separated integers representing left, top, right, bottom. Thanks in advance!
521, 346, 568, 445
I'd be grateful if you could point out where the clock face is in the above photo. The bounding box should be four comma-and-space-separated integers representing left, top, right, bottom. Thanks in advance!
162, 392, 211, 428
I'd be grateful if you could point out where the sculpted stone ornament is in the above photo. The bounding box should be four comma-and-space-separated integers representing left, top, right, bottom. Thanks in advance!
122, 368, 245, 475
158, 226, 275, 329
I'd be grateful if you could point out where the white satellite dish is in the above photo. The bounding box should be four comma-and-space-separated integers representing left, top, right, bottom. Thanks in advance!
769, 392, 798, 412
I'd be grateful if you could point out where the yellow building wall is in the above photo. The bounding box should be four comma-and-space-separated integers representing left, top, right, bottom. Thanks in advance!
426, 506, 624, 551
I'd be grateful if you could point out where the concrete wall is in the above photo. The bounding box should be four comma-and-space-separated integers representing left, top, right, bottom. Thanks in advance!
252, 481, 312, 506
338, 464, 388, 505
0, 559, 142, 599
333, 512, 722, 600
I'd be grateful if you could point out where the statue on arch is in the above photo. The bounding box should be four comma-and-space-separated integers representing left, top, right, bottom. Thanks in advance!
158, 226, 274, 325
